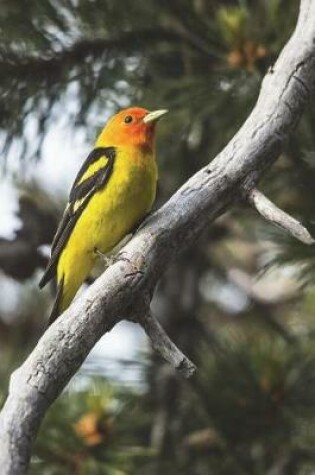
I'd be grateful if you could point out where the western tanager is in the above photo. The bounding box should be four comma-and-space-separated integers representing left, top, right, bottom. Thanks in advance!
39, 107, 167, 324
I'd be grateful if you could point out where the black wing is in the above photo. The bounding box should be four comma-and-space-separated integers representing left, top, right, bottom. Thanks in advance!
39, 146, 116, 288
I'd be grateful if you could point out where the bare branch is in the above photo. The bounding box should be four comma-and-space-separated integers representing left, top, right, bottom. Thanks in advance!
247, 188, 315, 245
1, 0, 315, 473
139, 311, 196, 378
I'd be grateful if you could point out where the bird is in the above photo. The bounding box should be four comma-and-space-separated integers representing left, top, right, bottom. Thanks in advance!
39, 107, 167, 325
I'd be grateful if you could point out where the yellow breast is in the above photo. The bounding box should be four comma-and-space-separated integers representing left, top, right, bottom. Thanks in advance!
57, 145, 157, 301
89, 145, 158, 253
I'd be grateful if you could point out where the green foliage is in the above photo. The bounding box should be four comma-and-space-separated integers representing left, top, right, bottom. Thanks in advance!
0, 0, 296, 164
30, 377, 159, 475
25, 330, 315, 474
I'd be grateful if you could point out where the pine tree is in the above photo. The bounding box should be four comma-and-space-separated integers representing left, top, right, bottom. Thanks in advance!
1, 1, 315, 474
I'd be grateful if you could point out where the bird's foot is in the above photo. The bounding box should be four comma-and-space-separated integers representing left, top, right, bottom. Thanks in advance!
94, 248, 144, 277
94, 248, 116, 267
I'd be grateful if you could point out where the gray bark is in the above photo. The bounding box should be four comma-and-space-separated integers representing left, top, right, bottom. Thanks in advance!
247, 188, 315, 244
1, 0, 315, 473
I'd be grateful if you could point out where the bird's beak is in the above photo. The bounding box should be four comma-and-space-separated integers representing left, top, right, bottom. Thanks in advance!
143, 109, 168, 124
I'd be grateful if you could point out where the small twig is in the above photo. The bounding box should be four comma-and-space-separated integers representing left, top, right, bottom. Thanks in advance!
139, 311, 196, 378
247, 188, 315, 245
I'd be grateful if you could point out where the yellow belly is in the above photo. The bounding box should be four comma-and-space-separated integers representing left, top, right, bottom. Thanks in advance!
57, 146, 157, 310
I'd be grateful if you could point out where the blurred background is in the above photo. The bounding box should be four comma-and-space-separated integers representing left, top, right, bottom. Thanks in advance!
1, 0, 315, 474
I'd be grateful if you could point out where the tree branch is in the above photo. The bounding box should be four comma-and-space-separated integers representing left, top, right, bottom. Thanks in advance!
1, 0, 315, 473
138, 310, 196, 378
246, 188, 315, 245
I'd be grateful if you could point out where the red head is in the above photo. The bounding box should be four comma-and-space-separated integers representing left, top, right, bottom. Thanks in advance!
97, 107, 168, 151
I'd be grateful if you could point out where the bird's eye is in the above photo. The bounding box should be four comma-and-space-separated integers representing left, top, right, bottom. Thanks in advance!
124, 115, 133, 124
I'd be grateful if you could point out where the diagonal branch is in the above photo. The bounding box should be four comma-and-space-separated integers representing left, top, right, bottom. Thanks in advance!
138, 310, 196, 378
246, 188, 315, 245
1, 0, 315, 473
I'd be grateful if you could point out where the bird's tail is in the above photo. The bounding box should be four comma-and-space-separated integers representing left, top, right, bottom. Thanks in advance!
48, 276, 65, 326
47, 255, 94, 326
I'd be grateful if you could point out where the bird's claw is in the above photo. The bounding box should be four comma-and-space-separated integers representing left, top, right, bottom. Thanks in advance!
94, 248, 115, 267
94, 248, 144, 277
